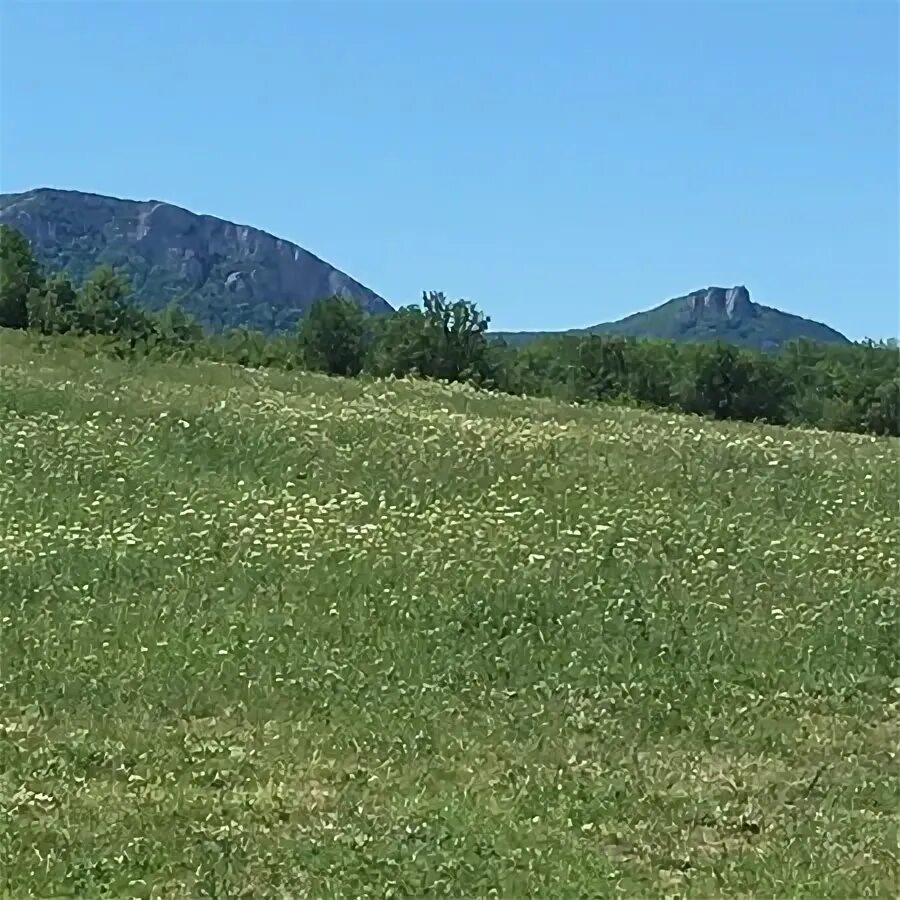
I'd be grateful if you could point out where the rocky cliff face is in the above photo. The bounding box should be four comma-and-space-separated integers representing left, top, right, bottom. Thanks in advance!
686, 285, 753, 320
0, 188, 392, 332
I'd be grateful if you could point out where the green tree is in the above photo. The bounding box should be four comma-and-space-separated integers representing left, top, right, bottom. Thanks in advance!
26, 271, 78, 334
422, 291, 492, 382
75, 264, 134, 335
622, 338, 678, 408
575, 335, 630, 400
367, 305, 433, 377
154, 300, 204, 348
0, 225, 44, 329
862, 376, 900, 436
297, 295, 367, 376
493, 335, 581, 399
675, 342, 791, 423
370, 292, 493, 383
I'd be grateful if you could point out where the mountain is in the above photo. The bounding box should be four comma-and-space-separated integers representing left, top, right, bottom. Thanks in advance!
495, 286, 850, 350
0, 188, 392, 332
0, 188, 850, 349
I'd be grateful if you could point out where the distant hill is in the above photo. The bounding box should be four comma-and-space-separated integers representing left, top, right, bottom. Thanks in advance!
0, 188, 392, 332
495, 286, 850, 350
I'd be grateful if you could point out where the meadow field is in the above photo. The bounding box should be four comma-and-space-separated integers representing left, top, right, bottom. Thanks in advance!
1, 329, 898, 898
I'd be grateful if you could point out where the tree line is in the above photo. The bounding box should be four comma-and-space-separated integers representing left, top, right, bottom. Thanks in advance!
2, 224, 897, 436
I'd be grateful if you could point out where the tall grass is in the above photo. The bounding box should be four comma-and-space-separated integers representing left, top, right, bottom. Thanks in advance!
1, 328, 898, 898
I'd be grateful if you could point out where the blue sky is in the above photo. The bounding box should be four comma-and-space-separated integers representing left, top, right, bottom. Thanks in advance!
2, 0, 897, 339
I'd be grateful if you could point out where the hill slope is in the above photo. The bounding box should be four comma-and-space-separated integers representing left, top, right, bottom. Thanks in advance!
0, 188, 392, 331
496, 285, 850, 349
1, 327, 897, 896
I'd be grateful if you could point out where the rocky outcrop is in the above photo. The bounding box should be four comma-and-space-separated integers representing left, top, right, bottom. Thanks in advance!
686, 286, 753, 320
0, 188, 392, 331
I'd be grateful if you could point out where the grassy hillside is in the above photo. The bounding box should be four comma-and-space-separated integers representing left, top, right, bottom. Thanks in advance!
1, 329, 898, 897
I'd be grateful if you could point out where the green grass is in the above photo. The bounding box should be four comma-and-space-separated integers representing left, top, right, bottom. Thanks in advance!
1, 328, 898, 898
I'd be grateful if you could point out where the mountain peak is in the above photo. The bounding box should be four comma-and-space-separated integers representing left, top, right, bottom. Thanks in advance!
685, 285, 752, 320
595, 282, 848, 349
493, 284, 848, 350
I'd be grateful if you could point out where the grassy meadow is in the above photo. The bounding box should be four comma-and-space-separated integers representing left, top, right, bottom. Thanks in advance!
1, 328, 898, 898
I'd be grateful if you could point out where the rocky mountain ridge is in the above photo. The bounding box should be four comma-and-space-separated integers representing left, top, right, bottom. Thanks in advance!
0, 188, 392, 332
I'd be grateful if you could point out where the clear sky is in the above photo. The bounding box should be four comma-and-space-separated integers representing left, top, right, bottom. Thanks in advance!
1, 0, 897, 339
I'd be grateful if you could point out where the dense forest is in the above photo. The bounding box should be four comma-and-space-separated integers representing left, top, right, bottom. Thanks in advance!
2, 224, 898, 436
